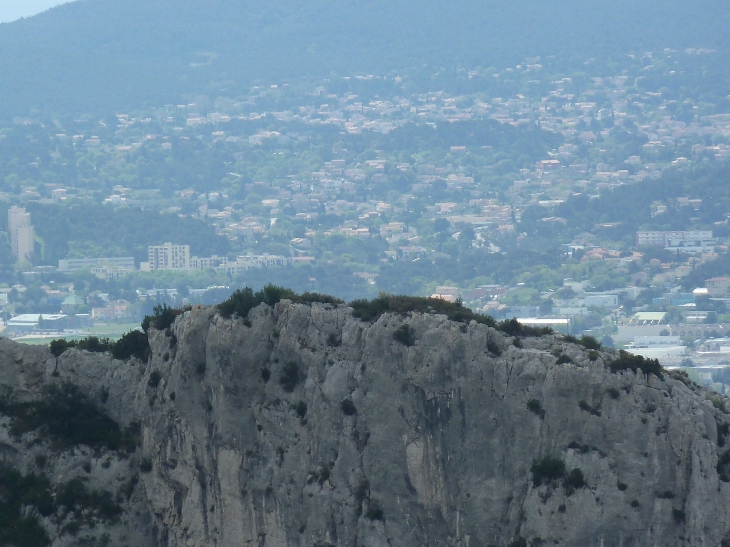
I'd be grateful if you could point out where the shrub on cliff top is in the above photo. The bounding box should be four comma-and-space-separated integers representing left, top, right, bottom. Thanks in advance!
111, 330, 150, 361
142, 303, 189, 333
608, 350, 663, 379
497, 318, 552, 337
218, 285, 344, 319
563, 334, 602, 350
49, 337, 113, 356
50, 330, 150, 362
349, 293, 497, 327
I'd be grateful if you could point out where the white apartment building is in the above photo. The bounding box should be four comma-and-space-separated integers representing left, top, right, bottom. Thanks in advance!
147, 243, 191, 270
636, 230, 715, 252
584, 294, 619, 308
59, 257, 135, 272
91, 265, 133, 281
142, 248, 292, 274
218, 254, 289, 276
190, 255, 229, 270
7, 206, 34, 263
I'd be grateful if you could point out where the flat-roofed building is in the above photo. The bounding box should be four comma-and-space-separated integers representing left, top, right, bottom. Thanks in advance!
59, 257, 135, 272
6, 313, 67, 334
148, 243, 191, 270
8, 206, 34, 263
584, 294, 619, 308
707, 277, 730, 298
637, 230, 715, 252
629, 312, 667, 325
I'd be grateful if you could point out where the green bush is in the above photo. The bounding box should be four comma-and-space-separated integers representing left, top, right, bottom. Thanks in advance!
578, 335, 602, 350
563, 468, 586, 495
218, 285, 343, 320
530, 456, 566, 487
294, 401, 307, 418
297, 292, 345, 306
50, 339, 69, 357
487, 340, 502, 356
76, 337, 114, 353
0, 466, 52, 547
526, 399, 545, 418
366, 501, 384, 521
579, 399, 602, 416
55, 478, 122, 523
141, 304, 189, 333
119, 475, 138, 501
564, 334, 602, 350
50, 330, 150, 362
531, 456, 587, 495
49, 337, 113, 356
307, 463, 332, 486
497, 318, 552, 337
718, 422, 730, 448
556, 354, 573, 365
279, 362, 301, 393
218, 286, 280, 319
0, 466, 121, 547
1, 383, 138, 453
349, 293, 496, 327
718, 450, 730, 482
0, 466, 54, 516
341, 399, 357, 416
568, 441, 590, 453
393, 324, 416, 346
148, 371, 162, 388
112, 330, 150, 361
62, 521, 80, 536
608, 350, 663, 379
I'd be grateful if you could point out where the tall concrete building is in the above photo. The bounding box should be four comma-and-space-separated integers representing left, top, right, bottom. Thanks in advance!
147, 243, 191, 270
7, 206, 34, 263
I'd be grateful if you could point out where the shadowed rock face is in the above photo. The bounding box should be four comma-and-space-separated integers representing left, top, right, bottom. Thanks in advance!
2, 301, 730, 547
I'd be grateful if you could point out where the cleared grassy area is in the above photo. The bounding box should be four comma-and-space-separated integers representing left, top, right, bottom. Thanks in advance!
87, 323, 140, 337
10, 323, 140, 347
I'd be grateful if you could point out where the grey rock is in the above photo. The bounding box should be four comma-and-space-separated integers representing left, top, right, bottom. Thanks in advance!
1, 301, 730, 546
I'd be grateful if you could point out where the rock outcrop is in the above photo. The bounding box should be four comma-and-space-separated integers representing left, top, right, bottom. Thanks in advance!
2, 300, 730, 547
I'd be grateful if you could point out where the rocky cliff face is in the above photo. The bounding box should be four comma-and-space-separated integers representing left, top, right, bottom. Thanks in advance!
2, 301, 730, 547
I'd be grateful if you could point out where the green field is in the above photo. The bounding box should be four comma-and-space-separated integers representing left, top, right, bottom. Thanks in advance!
9, 323, 140, 347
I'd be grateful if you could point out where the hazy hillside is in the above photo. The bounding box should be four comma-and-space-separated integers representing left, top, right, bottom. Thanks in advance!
0, 0, 729, 117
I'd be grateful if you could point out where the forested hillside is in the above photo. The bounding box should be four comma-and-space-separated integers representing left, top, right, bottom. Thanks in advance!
0, 0, 729, 117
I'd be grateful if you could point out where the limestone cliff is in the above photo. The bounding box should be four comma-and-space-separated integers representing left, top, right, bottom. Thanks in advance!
2, 300, 730, 547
